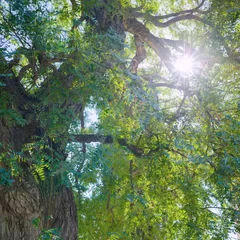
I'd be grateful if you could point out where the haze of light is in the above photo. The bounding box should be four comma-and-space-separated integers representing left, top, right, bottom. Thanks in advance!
174, 55, 194, 75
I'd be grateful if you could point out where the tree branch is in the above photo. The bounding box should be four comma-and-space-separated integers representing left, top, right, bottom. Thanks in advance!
0, 53, 36, 106
70, 134, 192, 160
130, 0, 208, 20
70, 134, 113, 144
70, 134, 144, 156
70, 0, 78, 12
161, 38, 195, 53
130, 35, 147, 73
148, 82, 184, 91
124, 18, 174, 71
118, 139, 144, 156
145, 14, 205, 28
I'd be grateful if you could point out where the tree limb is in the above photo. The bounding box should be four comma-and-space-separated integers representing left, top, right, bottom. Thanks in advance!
130, 35, 147, 73
70, 134, 144, 156
70, 134, 192, 160
124, 18, 174, 71
148, 82, 184, 91
118, 139, 144, 156
70, 134, 113, 144
130, 0, 208, 20
0, 53, 36, 106
129, 13, 205, 28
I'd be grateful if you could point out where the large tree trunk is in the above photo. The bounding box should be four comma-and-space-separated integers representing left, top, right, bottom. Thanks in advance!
0, 182, 77, 240
0, 120, 78, 240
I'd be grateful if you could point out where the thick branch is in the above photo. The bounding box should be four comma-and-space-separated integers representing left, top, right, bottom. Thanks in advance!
124, 18, 174, 71
130, 0, 207, 20
148, 82, 184, 91
130, 35, 147, 73
70, 134, 144, 156
0, 57, 36, 106
70, 0, 78, 12
71, 134, 113, 144
153, 14, 204, 28
158, 0, 207, 18
70, 134, 191, 159
141, 74, 185, 91
131, 11, 205, 28
118, 139, 144, 156
161, 38, 195, 53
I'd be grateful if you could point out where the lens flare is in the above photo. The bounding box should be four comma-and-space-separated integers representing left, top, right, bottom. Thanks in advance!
174, 55, 194, 76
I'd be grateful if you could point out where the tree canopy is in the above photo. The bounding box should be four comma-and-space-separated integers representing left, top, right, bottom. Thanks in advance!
0, 0, 240, 239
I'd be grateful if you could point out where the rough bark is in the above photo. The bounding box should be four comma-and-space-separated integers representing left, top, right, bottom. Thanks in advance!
123, 17, 173, 71
0, 116, 78, 240
130, 35, 147, 74
0, 182, 41, 240
0, 180, 77, 240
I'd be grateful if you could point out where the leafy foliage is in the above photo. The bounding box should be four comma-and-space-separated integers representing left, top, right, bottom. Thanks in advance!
0, 0, 240, 239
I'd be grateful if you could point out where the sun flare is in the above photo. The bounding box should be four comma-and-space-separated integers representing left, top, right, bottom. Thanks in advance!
174, 55, 194, 76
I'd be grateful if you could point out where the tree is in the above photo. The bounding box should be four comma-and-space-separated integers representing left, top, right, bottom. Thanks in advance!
0, 0, 239, 239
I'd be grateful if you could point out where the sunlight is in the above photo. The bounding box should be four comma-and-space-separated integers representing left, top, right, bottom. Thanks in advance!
174, 55, 194, 76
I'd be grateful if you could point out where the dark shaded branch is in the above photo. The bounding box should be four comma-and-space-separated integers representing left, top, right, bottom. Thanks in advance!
148, 14, 204, 28
168, 148, 187, 158
158, 0, 207, 18
70, 134, 144, 156
206, 159, 217, 171
18, 64, 31, 79
7, 54, 20, 69
70, 0, 78, 12
70, 134, 113, 144
176, 94, 187, 117
70, 134, 192, 160
0, 53, 36, 106
1, 75, 37, 107
118, 139, 144, 156
130, 0, 207, 20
